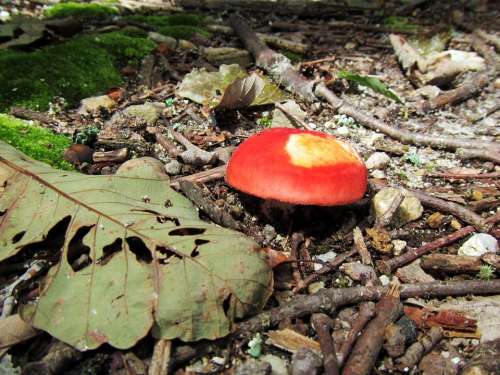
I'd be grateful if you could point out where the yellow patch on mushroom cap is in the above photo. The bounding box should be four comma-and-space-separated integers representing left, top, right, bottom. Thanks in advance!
285, 133, 362, 168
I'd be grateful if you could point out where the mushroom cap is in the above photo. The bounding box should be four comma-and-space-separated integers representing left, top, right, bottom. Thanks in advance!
225, 128, 367, 205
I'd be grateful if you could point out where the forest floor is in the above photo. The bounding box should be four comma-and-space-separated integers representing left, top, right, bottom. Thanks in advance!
0, 1, 499, 374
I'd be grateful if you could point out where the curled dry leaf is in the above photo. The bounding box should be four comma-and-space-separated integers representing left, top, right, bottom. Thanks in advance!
217, 73, 265, 110
0, 141, 273, 350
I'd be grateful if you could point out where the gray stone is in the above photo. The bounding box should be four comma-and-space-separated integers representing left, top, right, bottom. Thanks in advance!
260, 354, 290, 375
272, 100, 306, 128
124, 102, 163, 126
262, 224, 277, 242
458, 233, 499, 257
365, 152, 390, 170
235, 358, 272, 375
164, 159, 182, 175
291, 348, 322, 375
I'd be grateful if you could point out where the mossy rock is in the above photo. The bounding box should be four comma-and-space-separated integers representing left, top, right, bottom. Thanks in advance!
0, 114, 72, 170
44, 1, 119, 20
157, 25, 210, 40
0, 31, 154, 111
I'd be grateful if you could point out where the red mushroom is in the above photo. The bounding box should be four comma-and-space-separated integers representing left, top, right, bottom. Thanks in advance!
225, 128, 367, 206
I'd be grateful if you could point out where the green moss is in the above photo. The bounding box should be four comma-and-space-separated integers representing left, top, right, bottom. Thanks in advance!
0, 114, 73, 170
281, 50, 303, 63
0, 31, 154, 111
44, 2, 118, 20
123, 14, 210, 39
384, 16, 419, 32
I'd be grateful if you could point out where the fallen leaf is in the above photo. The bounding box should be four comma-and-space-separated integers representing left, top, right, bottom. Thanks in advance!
217, 73, 265, 110
0, 141, 273, 350
266, 328, 321, 353
0, 314, 38, 349
338, 70, 403, 103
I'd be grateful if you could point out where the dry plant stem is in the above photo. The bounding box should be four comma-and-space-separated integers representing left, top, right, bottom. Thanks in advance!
171, 165, 227, 188
311, 313, 340, 375
301, 56, 336, 67
376, 225, 476, 274
293, 248, 358, 294
353, 226, 372, 265
428, 171, 500, 179
149, 339, 172, 375
229, 15, 500, 154
408, 189, 490, 231
10, 107, 59, 129
420, 73, 489, 112
337, 302, 376, 366
342, 283, 403, 375
290, 232, 305, 287
395, 327, 444, 371
237, 279, 500, 335
179, 181, 240, 230
275, 102, 314, 130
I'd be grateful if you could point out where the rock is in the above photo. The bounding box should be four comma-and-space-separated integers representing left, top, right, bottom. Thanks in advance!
313, 251, 337, 271
370, 169, 386, 179
340, 262, 378, 284
63, 144, 93, 166
458, 233, 499, 257
365, 152, 390, 170
418, 348, 462, 375
272, 100, 307, 128
373, 187, 423, 227
395, 260, 435, 283
336, 126, 350, 136
78, 95, 116, 115
260, 354, 290, 375
307, 282, 325, 294
123, 102, 163, 126
392, 239, 407, 256
291, 348, 322, 375
116, 157, 168, 180
235, 359, 272, 375
262, 224, 277, 242
379, 274, 391, 286
164, 159, 182, 175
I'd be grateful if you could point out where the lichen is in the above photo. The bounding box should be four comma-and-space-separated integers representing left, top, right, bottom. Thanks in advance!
0, 114, 73, 170
44, 2, 119, 20
0, 31, 154, 111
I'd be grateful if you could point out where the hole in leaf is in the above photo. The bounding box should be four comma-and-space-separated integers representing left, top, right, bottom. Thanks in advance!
169, 228, 206, 236
12, 231, 26, 244
157, 216, 180, 225
165, 199, 173, 207
126, 236, 153, 263
222, 294, 232, 318
190, 239, 209, 257
157, 246, 182, 264
67, 225, 94, 272
0, 209, 6, 217
96, 238, 123, 265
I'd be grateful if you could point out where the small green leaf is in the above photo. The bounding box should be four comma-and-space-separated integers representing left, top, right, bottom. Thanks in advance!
338, 70, 403, 104
247, 333, 263, 358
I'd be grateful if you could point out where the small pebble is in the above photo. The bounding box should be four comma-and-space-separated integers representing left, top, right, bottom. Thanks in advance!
379, 275, 391, 286
164, 160, 182, 175
427, 212, 444, 229
365, 152, 390, 170
450, 219, 462, 230
392, 240, 407, 256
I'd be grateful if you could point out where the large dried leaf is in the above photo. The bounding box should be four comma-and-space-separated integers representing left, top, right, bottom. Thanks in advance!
176, 64, 286, 109
0, 141, 272, 350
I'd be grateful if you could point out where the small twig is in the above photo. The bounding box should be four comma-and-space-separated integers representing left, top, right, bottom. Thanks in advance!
409, 189, 490, 231
376, 225, 476, 274
427, 171, 500, 179
311, 313, 339, 375
170, 165, 227, 188
179, 181, 240, 230
419, 73, 489, 112
337, 302, 376, 366
456, 148, 500, 164
149, 339, 172, 375
395, 327, 444, 371
352, 227, 372, 266
300, 56, 336, 67
290, 232, 305, 287
342, 282, 403, 375
236, 279, 500, 336
169, 129, 217, 167
275, 102, 314, 130
293, 248, 358, 294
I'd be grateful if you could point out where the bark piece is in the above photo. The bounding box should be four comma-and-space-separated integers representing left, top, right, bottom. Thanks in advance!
395, 327, 444, 371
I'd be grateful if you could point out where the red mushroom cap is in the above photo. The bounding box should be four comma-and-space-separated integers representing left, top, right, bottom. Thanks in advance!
225, 128, 367, 206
